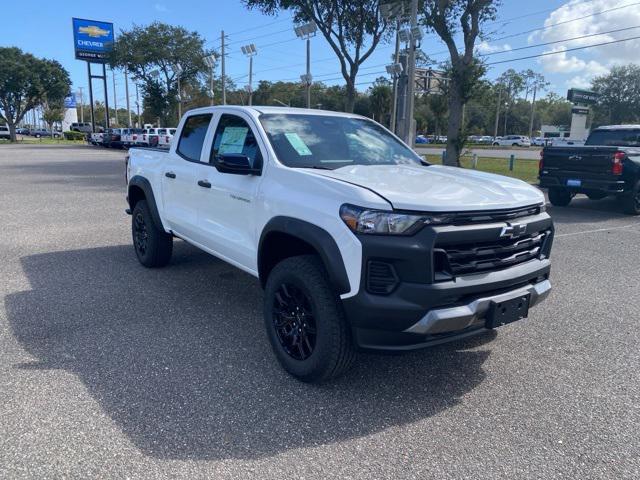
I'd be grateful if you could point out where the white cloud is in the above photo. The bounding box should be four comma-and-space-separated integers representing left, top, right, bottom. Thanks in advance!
476, 41, 512, 54
536, 0, 640, 85
154, 3, 169, 12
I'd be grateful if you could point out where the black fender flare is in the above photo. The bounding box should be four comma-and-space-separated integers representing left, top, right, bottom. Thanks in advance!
128, 175, 163, 228
259, 217, 351, 295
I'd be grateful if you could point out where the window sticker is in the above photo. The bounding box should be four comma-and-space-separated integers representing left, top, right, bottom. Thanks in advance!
284, 132, 313, 156
219, 126, 249, 154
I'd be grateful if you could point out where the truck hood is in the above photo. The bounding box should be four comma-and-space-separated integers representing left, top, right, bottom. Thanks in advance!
307, 164, 544, 212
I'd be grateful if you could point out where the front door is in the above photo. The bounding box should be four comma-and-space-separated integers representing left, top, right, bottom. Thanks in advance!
192, 112, 265, 272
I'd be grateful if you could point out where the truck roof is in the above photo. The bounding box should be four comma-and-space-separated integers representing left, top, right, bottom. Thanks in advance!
593, 125, 640, 130
181, 105, 363, 119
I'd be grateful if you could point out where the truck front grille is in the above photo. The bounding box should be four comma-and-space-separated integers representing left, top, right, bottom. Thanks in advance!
435, 231, 549, 277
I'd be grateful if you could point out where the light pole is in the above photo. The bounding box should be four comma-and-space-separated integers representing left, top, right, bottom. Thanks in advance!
173, 63, 183, 122
149, 69, 162, 127
241, 44, 257, 106
386, 63, 403, 132
204, 54, 217, 106
77, 88, 84, 123
380, 2, 405, 134
294, 22, 317, 109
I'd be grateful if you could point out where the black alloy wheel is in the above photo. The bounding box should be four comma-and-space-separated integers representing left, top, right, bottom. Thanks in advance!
272, 283, 317, 360
133, 212, 149, 257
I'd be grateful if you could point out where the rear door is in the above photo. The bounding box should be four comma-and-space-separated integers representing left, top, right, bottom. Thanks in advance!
192, 111, 265, 271
160, 113, 214, 239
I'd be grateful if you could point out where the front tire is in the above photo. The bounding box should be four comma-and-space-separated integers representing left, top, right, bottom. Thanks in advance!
548, 187, 572, 207
264, 255, 356, 383
131, 199, 173, 267
621, 180, 640, 215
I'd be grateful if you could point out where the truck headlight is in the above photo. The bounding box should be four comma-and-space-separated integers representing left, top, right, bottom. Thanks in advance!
340, 204, 453, 235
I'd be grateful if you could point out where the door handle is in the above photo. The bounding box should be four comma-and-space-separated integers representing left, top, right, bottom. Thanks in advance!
197, 180, 211, 188
165, 172, 176, 179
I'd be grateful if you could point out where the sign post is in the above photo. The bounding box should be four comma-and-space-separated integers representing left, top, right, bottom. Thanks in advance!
72, 18, 115, 133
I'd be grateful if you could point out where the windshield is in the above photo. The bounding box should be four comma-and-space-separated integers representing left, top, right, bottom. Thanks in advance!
586, 129, 640, 147
259, 113, 423, 169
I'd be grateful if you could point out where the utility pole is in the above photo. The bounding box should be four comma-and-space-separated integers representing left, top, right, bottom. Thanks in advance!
78, 87, 84, 123
221, 30, 227, 105
125, 71, 132, 127
173, 63, 184, 122
493, 86, 502, 139
112, 68, 117, 126
391, 18, 401, 133
529, 83, 538, 140
135, 83, 141, 128
405, 0, 418, 146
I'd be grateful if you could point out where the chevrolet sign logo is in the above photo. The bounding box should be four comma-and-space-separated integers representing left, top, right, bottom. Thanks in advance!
79, 25, 111, 38
500, 223, 527, 239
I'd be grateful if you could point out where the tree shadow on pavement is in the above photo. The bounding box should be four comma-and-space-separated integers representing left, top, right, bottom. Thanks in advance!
5, 243, 492, 461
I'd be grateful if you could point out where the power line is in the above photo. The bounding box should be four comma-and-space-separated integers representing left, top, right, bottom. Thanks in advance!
482, 24, 640, 56
486, 34, 640, 65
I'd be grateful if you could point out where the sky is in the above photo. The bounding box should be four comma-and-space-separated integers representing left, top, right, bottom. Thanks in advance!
2, 0, 640, 110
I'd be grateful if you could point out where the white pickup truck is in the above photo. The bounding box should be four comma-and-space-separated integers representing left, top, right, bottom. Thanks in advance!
126, 106, 554, 382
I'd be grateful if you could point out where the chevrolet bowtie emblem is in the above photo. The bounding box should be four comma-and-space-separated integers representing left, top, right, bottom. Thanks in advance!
79, 26, 110, 38
500, 223, 527, 239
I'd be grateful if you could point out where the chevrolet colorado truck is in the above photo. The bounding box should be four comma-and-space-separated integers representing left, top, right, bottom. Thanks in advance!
126, 106, 554, 382
539, 125, 640, 214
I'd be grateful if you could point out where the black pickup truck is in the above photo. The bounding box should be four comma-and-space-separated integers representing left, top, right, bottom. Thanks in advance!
539, 125, 640, 214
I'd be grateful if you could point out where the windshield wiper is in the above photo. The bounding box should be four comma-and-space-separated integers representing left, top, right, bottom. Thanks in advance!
296, 165, 334, 170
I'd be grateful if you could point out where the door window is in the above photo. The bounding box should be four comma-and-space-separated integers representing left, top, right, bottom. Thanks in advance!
210, 114, 262, 168
177, 114, 213, 161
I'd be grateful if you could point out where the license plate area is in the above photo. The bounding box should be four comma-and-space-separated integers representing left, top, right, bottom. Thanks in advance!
566, 179, 581, 187
486, 294, 530, 329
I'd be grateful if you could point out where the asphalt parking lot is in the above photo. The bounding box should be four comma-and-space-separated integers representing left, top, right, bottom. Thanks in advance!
1, 144, 639, 479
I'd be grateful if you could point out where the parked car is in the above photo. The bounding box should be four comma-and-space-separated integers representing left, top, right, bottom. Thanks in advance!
157, 128, 177, 149
102, 128, 124, 148
16, 127, 31, 135
31, 129, 61, 138
0, 125, 10, 140
415, 135, 429, 144
121, 128, 145, 148
540, 124, 640, 214
70, 122, 93, 133
125, 106, 554, 382
89, 132, 103, 145
493, 135, 531, 147
531, 137, 549, 147
145, 127, 164, 147
479, 135, 494, 145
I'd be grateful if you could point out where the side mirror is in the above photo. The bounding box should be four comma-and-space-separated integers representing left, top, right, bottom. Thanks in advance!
213, 153, 261, 176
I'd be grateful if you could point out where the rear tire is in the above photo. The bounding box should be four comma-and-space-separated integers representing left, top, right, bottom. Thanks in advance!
264, 255, 356, 383
548, 187, 572, 207
131, 199, 173, 267
621, 181, 640, 215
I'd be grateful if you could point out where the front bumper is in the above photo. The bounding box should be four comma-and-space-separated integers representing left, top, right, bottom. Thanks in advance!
341, 210, 554, 351
405, 279, 550, 335
539, 175, 626, 194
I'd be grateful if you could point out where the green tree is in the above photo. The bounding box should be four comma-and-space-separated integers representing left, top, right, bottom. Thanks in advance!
422, 0, 499, 165
368, 77, 392, 125
591, 64, 640, 125
243, 0, 389, 112
109, 22, 213, 125
0, 47, 70, 141
42, 100, 65, 136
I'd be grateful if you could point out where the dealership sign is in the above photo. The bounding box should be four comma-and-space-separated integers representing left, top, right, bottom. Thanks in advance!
72, 18, 114, 62
567, 88, 600, 105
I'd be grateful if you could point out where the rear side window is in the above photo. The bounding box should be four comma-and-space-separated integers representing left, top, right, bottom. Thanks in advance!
210, 114, 262, 167
586, 129, 640, 147
177, 114, 213, 161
